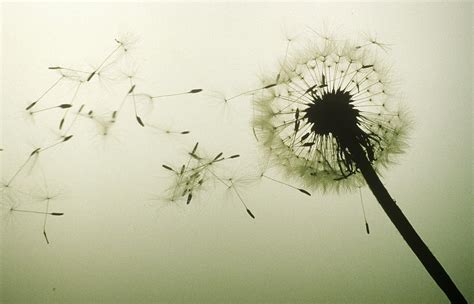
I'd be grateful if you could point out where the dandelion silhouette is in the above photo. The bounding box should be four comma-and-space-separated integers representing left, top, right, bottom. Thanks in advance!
161, 142, 254, 218
250, 32, 466, 302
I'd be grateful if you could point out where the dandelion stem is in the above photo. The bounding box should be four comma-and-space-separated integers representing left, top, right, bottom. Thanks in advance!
349, 141, 466, 303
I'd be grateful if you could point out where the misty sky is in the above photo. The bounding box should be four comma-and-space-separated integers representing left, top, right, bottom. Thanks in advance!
1, 2, 472, 303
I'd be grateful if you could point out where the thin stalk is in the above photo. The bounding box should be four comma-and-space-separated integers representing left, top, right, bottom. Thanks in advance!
347, 141, 466, 303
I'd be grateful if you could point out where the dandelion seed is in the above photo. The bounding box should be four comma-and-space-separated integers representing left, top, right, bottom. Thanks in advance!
192, 142, 199, 154
298, 188, 311, 196
28, 104, 73, 115
5, 148, 41, 187
213, 152, 223, 161
25, 101, 38, 111
8, 209, 64, 216
43, 230, 50, 244
261, 174, 311, 196
224, 84, 278, 102
25, 76, 64, 110
62, 135, 73, 142
162, 164, 175, 172
136, 116, 145, 127
86, 36, 133, 82
143, 88, 204, 100
1, 180, 64, 244
146, 123, 190, 136
86, 71, 96, 82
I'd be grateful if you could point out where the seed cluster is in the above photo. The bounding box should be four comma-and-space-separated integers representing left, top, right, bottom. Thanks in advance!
160, 143, 256, 217
253, 35, 410, 192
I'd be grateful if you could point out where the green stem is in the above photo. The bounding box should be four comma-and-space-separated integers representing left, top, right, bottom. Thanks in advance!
348, 142, 466, 303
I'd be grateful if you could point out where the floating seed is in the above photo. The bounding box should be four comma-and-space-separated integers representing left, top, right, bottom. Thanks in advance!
30, 148, 41, 156
86, 71, 96, 82
136, 116, 144, 127
263, 83, 277, 89
25, 101, 37, 111
298, 188, 311, 196
192, 142, 199, 154
213, 152, 223, 161
162, 165, 174, 171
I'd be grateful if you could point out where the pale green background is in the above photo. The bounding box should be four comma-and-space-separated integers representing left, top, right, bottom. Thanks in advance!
1, 2, 472, 303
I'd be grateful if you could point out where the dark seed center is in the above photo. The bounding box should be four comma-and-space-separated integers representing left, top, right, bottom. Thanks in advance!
304, 90, 359, 139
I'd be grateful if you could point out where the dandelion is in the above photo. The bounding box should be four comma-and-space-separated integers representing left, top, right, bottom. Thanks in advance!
252, 32, 466, 302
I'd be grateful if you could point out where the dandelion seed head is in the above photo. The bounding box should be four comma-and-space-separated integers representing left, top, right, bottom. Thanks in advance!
252, 33, 411, 192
